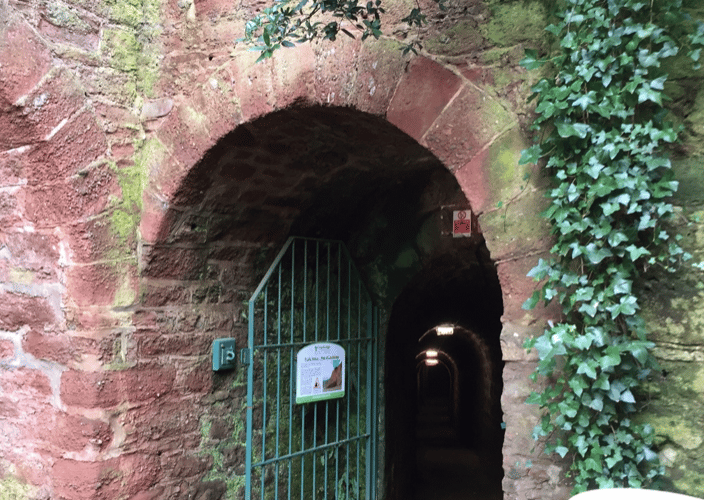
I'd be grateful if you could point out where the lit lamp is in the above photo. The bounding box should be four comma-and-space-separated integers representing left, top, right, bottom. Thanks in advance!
436, 325, 454, 336
426, 349, 438, 358
425, 358, 439, 366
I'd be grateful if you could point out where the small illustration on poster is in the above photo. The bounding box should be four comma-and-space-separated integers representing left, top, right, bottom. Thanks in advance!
296, 343, 345, 404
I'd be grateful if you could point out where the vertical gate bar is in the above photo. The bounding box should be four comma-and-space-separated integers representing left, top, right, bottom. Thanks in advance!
323, 242, 330, 499
345, 252, 351, 500
370, 306, 379, 499
261, 284, 270, 499
274, 257, 283, 500
300, 240, 308, 500
365, 300, 373, 500
315, 239, 319, 342
288, 241, 295, 500
312, 240, 319, 500
326, 241, 331, 341
303, 238, 308, 342
357, 278, 360, 500
245, 290, 256, 500
334, 243, 341, 499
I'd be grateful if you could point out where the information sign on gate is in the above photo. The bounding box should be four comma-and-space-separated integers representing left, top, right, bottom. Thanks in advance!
296, 342, 345, 404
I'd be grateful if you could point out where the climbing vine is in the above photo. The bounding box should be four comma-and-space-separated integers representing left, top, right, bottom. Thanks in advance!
520, 0, 704, 493
240, 0, 445, 60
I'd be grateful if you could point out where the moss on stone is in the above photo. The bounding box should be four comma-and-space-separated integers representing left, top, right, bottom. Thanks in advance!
672, 156, 704, 203
424, 21, 485, 56
102, 0, 161, 29
485, 127, 529, 202
108, 138, 163, 247
100, 0, 162, 96
46, 2, 91, 32
9, 269, 34, 285
650, 417, 703, 450
0, 474, 33, 500
113, 268, 137, 308
103, 29, 141, 73
673, 468, 704, 497
481, 0, 548, 48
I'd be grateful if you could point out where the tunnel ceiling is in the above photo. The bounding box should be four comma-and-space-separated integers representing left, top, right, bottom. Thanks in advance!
169, 105, 458, 242
153, 105, 489, 307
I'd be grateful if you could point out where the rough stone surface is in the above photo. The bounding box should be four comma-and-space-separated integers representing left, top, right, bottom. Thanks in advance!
0, 0, 702, 497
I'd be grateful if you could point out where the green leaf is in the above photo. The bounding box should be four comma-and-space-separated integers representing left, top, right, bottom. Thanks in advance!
588, 396, 604, 411
520, 144, 542, 165
638, 84, 663, 105
556, 121, 591, 138
520, 49, 547, 70
555, 445, 570, 458
584, 243, 612, 264
577, 360, 598, 379
626, 245, 650, 260
620, 390, 636, 403
574, 334, 592, 350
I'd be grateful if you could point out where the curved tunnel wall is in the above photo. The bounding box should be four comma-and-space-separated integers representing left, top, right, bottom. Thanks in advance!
384, 248, 504, 499
141, 104, 504, 496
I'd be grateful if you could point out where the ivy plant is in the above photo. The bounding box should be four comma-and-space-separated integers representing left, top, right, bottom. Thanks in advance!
521, 0, 704, 493
240, 0, 444, 60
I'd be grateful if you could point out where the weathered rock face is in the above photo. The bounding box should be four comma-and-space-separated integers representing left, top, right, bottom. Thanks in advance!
0, 0, 702, 498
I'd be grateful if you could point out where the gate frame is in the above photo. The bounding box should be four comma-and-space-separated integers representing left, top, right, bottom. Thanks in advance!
244, 237, 379, 499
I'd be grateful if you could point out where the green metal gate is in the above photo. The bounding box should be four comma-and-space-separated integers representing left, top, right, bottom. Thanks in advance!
245, 237, 378, 500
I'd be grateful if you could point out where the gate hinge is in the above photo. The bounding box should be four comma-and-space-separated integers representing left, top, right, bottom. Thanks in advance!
240, 348, 251, 365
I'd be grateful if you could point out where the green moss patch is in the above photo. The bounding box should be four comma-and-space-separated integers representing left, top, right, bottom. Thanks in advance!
0, 474, 33, 500
481, 0, 548, 48
46, 2, 92, 32
425, 21, 485, 56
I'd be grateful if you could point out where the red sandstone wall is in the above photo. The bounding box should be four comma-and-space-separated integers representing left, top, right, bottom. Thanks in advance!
0, 0, 562, 498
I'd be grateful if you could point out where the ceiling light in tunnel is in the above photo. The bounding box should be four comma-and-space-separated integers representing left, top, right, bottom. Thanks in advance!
436, 325, 454, 336
426, 349, 438, 358
425, 359, 439, 366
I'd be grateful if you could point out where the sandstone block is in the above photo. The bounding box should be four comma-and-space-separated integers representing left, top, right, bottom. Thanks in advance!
26, 110, 107, 185
387, 56, 462, 141
0, 20, 51, 105
43, 413, 112, 453
60, 366, 176, 408
0, 367, 52, 397
0, 291, 55, 330
0, 339, 14, 359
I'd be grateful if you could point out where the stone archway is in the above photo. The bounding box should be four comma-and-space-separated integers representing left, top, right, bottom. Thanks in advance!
134, 42, 560, 497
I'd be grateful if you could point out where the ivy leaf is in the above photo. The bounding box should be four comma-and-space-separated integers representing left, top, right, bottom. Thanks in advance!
520, 144, 542, 165
577, 359, 598, 379
638, 84, 663, 105
574, 334, 592, 350
573, 92, 596, 109
626, 244, 650, 260
650, 75, 667, 90
557, 121, 591, 138
555, 445, 570, 458
620, 390, 636, 403
520, 49, 547, 70
588, 396, 604, 411
608, 295, 639, 318
584, 243, 612, 264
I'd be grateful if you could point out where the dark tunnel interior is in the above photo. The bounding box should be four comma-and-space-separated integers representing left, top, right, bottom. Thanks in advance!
385, 248, 505, 500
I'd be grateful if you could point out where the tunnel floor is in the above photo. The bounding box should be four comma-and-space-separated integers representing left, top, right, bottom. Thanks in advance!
413, 397, 503, 500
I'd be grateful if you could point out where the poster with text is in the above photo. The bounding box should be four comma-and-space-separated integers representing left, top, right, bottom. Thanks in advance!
296, 342, 345, 404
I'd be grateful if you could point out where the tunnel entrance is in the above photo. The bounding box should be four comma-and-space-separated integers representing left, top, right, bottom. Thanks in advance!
385, 247, 504, 500
151, 104, 505, 499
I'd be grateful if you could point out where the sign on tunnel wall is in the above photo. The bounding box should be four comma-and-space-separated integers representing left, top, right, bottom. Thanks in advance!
296, 342, 345, 404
